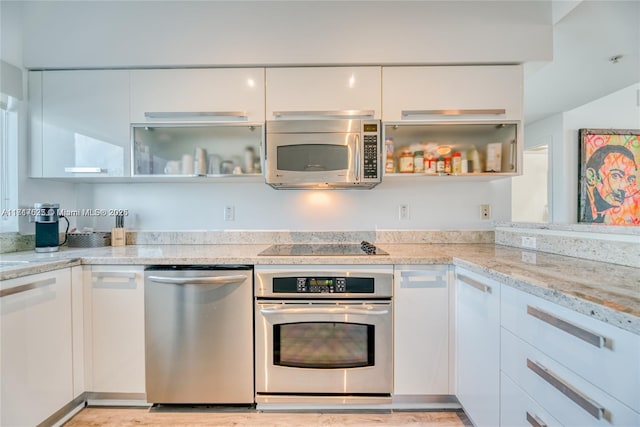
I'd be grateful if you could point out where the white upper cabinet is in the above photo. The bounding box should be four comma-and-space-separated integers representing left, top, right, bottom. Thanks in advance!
266, 67, 382, 120
30, 70, 131, 177
382, 65, 523, 122
130, 68, 265, 124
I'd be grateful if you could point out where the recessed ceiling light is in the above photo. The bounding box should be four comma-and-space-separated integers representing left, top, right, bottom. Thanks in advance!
609, 54, 623, 64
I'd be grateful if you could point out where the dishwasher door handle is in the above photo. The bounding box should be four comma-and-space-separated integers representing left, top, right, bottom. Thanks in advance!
147, 274, 248, 286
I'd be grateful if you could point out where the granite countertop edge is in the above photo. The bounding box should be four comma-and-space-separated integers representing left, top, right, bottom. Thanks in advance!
2, 243, 638, 335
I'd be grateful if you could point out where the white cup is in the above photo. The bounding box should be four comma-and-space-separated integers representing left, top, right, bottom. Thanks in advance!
208, 155, 221, 174
164, 160, 181, 174
182, 154, 194, 175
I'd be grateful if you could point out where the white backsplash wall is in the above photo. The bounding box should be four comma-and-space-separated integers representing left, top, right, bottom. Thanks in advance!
83, 179, 511, 231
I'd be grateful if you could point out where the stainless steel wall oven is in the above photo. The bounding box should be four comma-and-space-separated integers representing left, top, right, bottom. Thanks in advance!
254, 265, 393, 405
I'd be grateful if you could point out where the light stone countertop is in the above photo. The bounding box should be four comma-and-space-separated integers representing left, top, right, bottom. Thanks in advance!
1, 243, 638, 335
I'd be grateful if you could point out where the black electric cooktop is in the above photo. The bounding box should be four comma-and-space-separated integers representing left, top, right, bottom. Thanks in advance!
258, 241, 388, 256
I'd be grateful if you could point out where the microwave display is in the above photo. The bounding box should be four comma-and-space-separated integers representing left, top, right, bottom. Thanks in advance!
363, 123, 378, 132
277, 144, 348, 172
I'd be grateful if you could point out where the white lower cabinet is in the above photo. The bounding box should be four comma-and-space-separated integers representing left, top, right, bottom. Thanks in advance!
393, 265, 452, 396
84, 266, 145, 395
0, 268, 74, 427
500, 372, 563, 427
455, 268, 501, 427
501, 327, 640, 427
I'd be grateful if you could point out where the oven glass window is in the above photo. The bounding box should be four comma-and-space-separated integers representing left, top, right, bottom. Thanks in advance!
274, 322, 374, 369
277, 145, 348, 172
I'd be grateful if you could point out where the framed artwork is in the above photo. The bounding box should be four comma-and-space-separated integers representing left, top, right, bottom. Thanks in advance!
578, 128, 639, 225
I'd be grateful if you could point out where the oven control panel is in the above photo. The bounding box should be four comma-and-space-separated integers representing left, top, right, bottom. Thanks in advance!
296, 277, 346, 293
273, 276, 374, 294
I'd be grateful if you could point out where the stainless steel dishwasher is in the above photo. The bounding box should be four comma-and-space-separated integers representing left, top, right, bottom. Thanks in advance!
144, 265, 253, 404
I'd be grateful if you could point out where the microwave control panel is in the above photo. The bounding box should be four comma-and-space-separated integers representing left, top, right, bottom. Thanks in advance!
362, 122, 379, 179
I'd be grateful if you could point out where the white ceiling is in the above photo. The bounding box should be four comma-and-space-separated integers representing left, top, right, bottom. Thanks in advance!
523, 0, 640, 124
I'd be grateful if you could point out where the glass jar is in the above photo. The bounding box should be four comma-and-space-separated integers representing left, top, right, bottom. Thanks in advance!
452, 152, 462, 174
399, 151, 414, 173
413, 151, 424, 173
444, 156, 452, 174
385, 137, 395, 173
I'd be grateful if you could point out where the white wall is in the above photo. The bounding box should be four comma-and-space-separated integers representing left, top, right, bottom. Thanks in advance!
83, 179, 510, 231
20, 1, 552, 68
524, 83, 640, 224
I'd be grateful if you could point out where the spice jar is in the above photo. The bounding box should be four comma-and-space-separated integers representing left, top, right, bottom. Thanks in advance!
425, 154, 436, 173
452, 152, 462, 174
436, 156, 445, 173
385, 137, 395, 173
444, 156, 452, 174
413, 151, 424, 173
399, 150, 414, 173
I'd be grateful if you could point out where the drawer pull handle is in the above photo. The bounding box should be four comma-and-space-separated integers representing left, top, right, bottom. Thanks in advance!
457, 274, 491, 293
144, 111, 248, 120
401, 109, 506, 117
527, 306, 606, 348
92, 272, 137, 280
527, 359, 604, 419
0, 277, 56, 298
272, 110, 375, 119
526, 412, 547, 427
399, 270, 446, 286
64, 167, 107, 174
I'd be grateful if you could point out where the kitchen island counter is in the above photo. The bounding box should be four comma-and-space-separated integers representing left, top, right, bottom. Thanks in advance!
1, 242, 638, 334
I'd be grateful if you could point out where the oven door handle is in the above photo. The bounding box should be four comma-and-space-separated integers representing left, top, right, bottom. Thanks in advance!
147, 275, 247, 286
259, 306, 390, 316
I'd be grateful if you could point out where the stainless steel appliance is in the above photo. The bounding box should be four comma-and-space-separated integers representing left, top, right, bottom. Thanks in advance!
144, 265, 254, 404
254, 264, 393, 405
265, 119, 382, 189
258, 241, 388, 257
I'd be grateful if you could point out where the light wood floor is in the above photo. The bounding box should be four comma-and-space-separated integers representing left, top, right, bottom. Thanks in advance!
63, 407, 472, 426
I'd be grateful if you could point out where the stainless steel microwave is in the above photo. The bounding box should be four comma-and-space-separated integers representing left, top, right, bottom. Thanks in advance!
265, 119, 382, 189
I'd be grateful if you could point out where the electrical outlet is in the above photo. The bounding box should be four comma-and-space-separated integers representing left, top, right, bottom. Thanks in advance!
224, 205, 235, 221
521, 236, 537, 249
399, 204, 410, 220
480, 204, 491, 219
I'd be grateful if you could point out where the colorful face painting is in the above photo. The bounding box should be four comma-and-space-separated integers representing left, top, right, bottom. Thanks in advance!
579, 129, 640, 225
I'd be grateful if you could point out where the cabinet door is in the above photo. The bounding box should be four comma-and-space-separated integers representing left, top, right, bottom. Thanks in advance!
394, 265, 452, 395
85, 266, 145, 394
455, 268, 501, 427
501, 284, 640, 413
382, 65, 523, 122
1, 269, 73, 427
266, 67, 382, 119
33, 70, 130, 177
130, 68, 265, 123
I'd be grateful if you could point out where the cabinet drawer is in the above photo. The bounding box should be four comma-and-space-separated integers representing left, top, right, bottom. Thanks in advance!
501, 372, 563, 427
501, 328, 640, 427
501, 285, 640, 412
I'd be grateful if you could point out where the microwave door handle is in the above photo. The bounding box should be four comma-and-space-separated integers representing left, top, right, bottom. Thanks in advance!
354, 134, 361, 181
